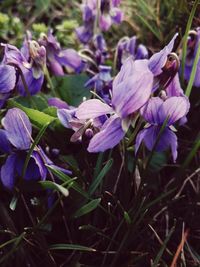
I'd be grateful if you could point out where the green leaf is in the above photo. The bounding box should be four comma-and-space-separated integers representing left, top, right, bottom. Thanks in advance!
42, 107, 57, 117
8, 99, 57, 128
149, 152, 167, 172
35, 0, 50, 11
88, 159, 113, 195
123, 211, 131, 225
12, 95, 48, 111
49, 243, 96, 252
39, 181, 69, 197
53, 74, 91, 106
46, 165, 89, 199
73, 198, 101, 218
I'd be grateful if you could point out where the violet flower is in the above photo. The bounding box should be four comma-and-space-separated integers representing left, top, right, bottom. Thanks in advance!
135, 96, 189, 162
2, 41, 46, 96
73, 57, 153, 152
183, 28, 200, 87
0, 108, 70, 190
39, 30, 84, 75
117, 36, 149, 69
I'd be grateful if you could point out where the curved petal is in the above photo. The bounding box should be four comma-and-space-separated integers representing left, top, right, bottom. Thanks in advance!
135, 126, 178, 162
166, 74, 184, 97
0, 65, 16, 93
99, 14, 112, 31
148, 33, 178, 76
57, 108, 76, 128
0, 129, 11, 153
76, 99, 113, 120
1, 154, 17, 190
31, 151, 47, 181
112, 59, 153, 118
88, 116, 125, 152
2, 108, 32, 150
48, 97, 69, 109
57, 49, 84, 73
140, 97, 163, 124
159, 96, 189, 125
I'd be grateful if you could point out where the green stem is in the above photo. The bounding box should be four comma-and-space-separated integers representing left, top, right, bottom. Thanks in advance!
180, 0, 199, 85
44, 66, 57, 97
185, 43, 200, 97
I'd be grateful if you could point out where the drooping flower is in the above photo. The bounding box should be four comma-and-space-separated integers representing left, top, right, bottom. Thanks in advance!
66, 57, 154, 152
0, 108, 70, 190
39, 30, 84, 75
135, 96, 189, 162
183, 28, 200, 87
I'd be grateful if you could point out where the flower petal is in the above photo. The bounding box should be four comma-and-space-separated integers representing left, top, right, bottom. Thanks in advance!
57, 108, 76, 128
148, 33, 178, 76
48, 97, 69, 109
0, 65, 16, 93
159, 96, 189, 125
76, 99, 113, 120
166, 74, 184, 97
2, 108, 32, 150
1, 154, 17, 190
112, 59, 153, 118
88, 116, 125, 152
0, 129, 11, 153
57, 49, 84, 73
140, 97, 163, 124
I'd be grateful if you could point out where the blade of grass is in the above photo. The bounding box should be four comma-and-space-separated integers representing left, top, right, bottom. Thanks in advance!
185, 43, 200, 97
152, 224, 176, 267
88, 159, 113, 195
180, 0, 199, 84
50, 243, 96, 252
72, 198, 101, 218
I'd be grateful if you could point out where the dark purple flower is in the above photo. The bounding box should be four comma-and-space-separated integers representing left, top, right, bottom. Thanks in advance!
0, 108, 69, 190
39, 30, 84, 75
135, 96, 189, 162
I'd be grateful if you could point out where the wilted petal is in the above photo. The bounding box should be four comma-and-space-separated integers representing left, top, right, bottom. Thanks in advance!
148, 33, 178, 76
159, 96, 189, 125
0, 129, 11, 153
76, 99, 113, 120
48, 97, 69, 109
2, 108, 32, 150
112, 60, 153, 118
88, 116, 125, 152
140, 97, 163, 124
0, 65, 16, 93
2, 44, 27, 69
1, 154, 17, 190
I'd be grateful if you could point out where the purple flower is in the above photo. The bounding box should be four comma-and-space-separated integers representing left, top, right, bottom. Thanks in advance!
135, 96, 189, 162
2, 42, 46, 96
183, 28, 200, 87
73, 57, 153, 152
39, 30, 84, 75
0, 108, 69, 190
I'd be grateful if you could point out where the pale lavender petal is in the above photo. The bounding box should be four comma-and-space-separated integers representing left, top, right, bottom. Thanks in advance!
57, 49, 84, 73
0, 65, 16, 93
88, 116, 125, 152
166, 74, 184, 97
48, 97, 69, 109
76, 99, 113, 120
2, 108, 32, 150
112, 60, 153, 118
148, 33, 178, 76
1, 154, 17, 190
99, 14, 112, 31
159, 96, 189, 125
140, 97, 163, 124
57, 108, 76, 128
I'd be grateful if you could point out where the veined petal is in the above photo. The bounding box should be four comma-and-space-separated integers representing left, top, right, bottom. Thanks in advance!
1, 154, 17, 190
76, 99, 113, 120
57, 108, 76, 128
0, 65, 16, 93
135, 126, 178, 162
88, 116, 125, 152
2, 108, 32, 150
57, 49, 84, 73
159, 96, 189, 125
112, 60, 153, 118
140, 97, 163, 124
148, 33, 178, 76
166, 74, 184, 97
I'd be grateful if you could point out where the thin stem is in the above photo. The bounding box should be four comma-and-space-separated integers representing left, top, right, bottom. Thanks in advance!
44, 66, 58, 97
